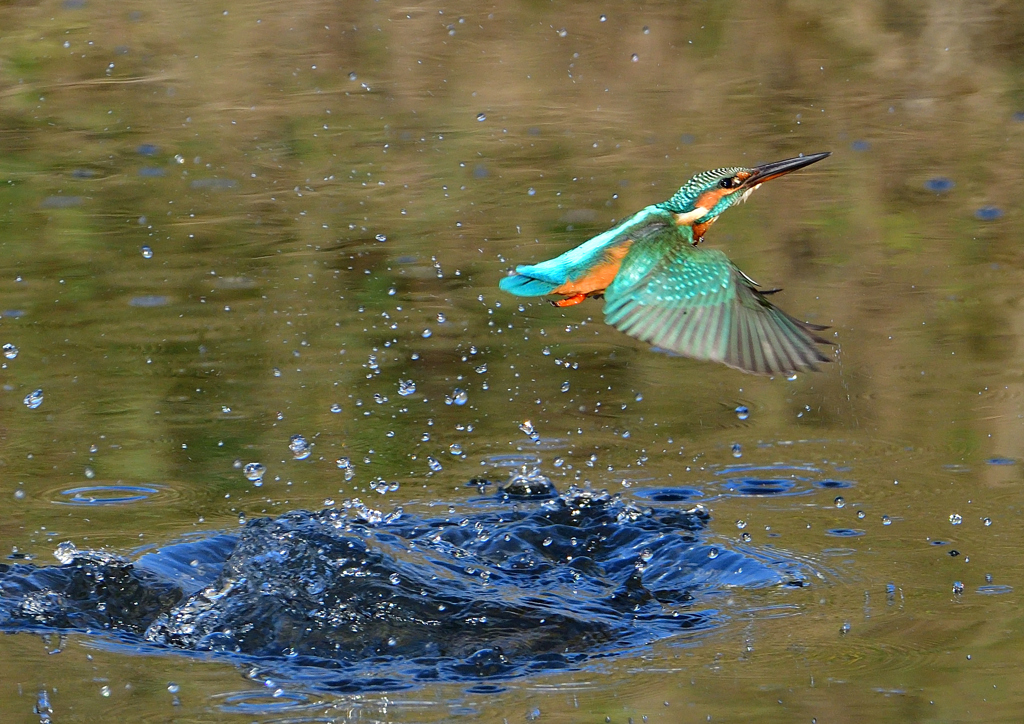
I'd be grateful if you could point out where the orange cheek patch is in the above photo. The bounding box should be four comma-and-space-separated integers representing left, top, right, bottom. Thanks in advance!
694, 188, 731, 211
553, 241, 633, 296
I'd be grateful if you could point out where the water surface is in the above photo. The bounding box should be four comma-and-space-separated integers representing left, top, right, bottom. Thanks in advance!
2, 1, 1024, 721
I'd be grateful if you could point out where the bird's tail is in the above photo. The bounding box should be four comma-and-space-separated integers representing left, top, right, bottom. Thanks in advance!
499, 269, 559, 297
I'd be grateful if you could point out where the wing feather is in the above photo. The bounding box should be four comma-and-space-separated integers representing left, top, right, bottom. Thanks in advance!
603, 233, 830, 375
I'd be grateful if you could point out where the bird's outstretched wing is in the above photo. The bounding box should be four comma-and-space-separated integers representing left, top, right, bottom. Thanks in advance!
603, 231, 830, 375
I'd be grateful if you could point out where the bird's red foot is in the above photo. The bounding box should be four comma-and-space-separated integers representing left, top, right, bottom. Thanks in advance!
552, 293, 587, 307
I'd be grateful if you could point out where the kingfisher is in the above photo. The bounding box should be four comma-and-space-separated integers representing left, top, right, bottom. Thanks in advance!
499, 152, 833, 375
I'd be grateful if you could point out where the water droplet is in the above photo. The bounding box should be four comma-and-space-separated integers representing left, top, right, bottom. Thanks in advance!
949, 513, 962, 525
449, 443, 463, 455
634, 392, 643, 402
557, 28, 567, 37
84, 466, 95, 479
53, 541, 79, 564
436, 312, 447, 323
735, 405, 749, 420
983, 517, 992, 526
599, 14, 607, 21
427, 456, 443, 472
398, 379, 417, 396
374, 233, 387, 242
519, 419, 539, 441
736, 520, 747, 529
289, 434, 311, 460
243, 462, 265, 482
141, 245, 153, 259
476, 112, 486, 122
542, 537, 553, 547
553, 457, 564, 468
643, 25, 650, 34
2, 343, 18, 359
527, 187, 536, 196
631, 53, 639, 62
272, 368, 282, 377
731, 443, 742, 458
834, 496, 845, 508
348, 71, 357, 81
100, 686, 111, 698
840, 621, 851, 635
952, 580, 964, 595
422, 329, 432, 338
707, 548, 719, 559
882, 515, 892, 526
741, 532, 751, 542
561, 381, 570, 392
330, 403, 342, 413
23, 389, 43, 409
474, 364, 487, 374
856, 510, 865, 519
446, 388, 468, 406
389, 573, 401, 585
786, 373, 798, 381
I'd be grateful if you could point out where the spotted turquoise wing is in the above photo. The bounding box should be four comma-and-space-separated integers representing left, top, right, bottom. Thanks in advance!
603, 236, 830, 375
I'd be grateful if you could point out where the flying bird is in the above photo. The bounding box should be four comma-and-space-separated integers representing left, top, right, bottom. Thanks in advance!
499, 152, 833, 375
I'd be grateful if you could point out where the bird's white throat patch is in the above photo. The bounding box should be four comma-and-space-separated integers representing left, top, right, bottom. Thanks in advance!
738, 183, 762, 204
673, 207, 709, 226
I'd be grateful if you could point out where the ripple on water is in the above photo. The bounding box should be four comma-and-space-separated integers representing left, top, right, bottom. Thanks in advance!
633, 487, 704, 503
40, 195, 83, 208
483, 453, 543, 468
975, 206, 1003, 221
976, 585, 1012, 595
212, 689, 318, 715
825, 528, 866, 538
129, 295, 170, 307
924, 177, 954, 192
710, 464, 833, 498
51, 484, 171, 506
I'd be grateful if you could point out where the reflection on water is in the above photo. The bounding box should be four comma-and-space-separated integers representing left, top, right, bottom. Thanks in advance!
2, 0, 1024, 721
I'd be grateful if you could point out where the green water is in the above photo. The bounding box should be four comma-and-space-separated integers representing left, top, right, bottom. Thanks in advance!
3, 1, 1024, 721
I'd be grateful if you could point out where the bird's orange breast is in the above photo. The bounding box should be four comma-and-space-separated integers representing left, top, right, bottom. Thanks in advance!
553, 241, 633, 296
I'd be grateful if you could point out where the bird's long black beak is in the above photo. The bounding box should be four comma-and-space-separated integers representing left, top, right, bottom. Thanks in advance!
743, 151, 831, 187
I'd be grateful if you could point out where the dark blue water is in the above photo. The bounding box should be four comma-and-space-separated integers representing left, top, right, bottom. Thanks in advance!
0, 470, 808, 691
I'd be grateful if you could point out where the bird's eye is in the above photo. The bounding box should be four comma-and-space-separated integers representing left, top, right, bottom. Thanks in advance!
720, 177, 734, 189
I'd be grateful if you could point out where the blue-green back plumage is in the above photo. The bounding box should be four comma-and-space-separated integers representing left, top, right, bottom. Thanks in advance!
498, 206, 673, 295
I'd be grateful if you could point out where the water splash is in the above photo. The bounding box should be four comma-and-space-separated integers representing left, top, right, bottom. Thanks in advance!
0, 481, 808, 691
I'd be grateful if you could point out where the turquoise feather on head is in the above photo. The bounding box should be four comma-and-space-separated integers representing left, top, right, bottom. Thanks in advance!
657, 166, 748, 215
655, 168, 745, 214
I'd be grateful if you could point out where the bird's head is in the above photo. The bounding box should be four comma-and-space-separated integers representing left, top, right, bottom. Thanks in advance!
659, 151, 830, 240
